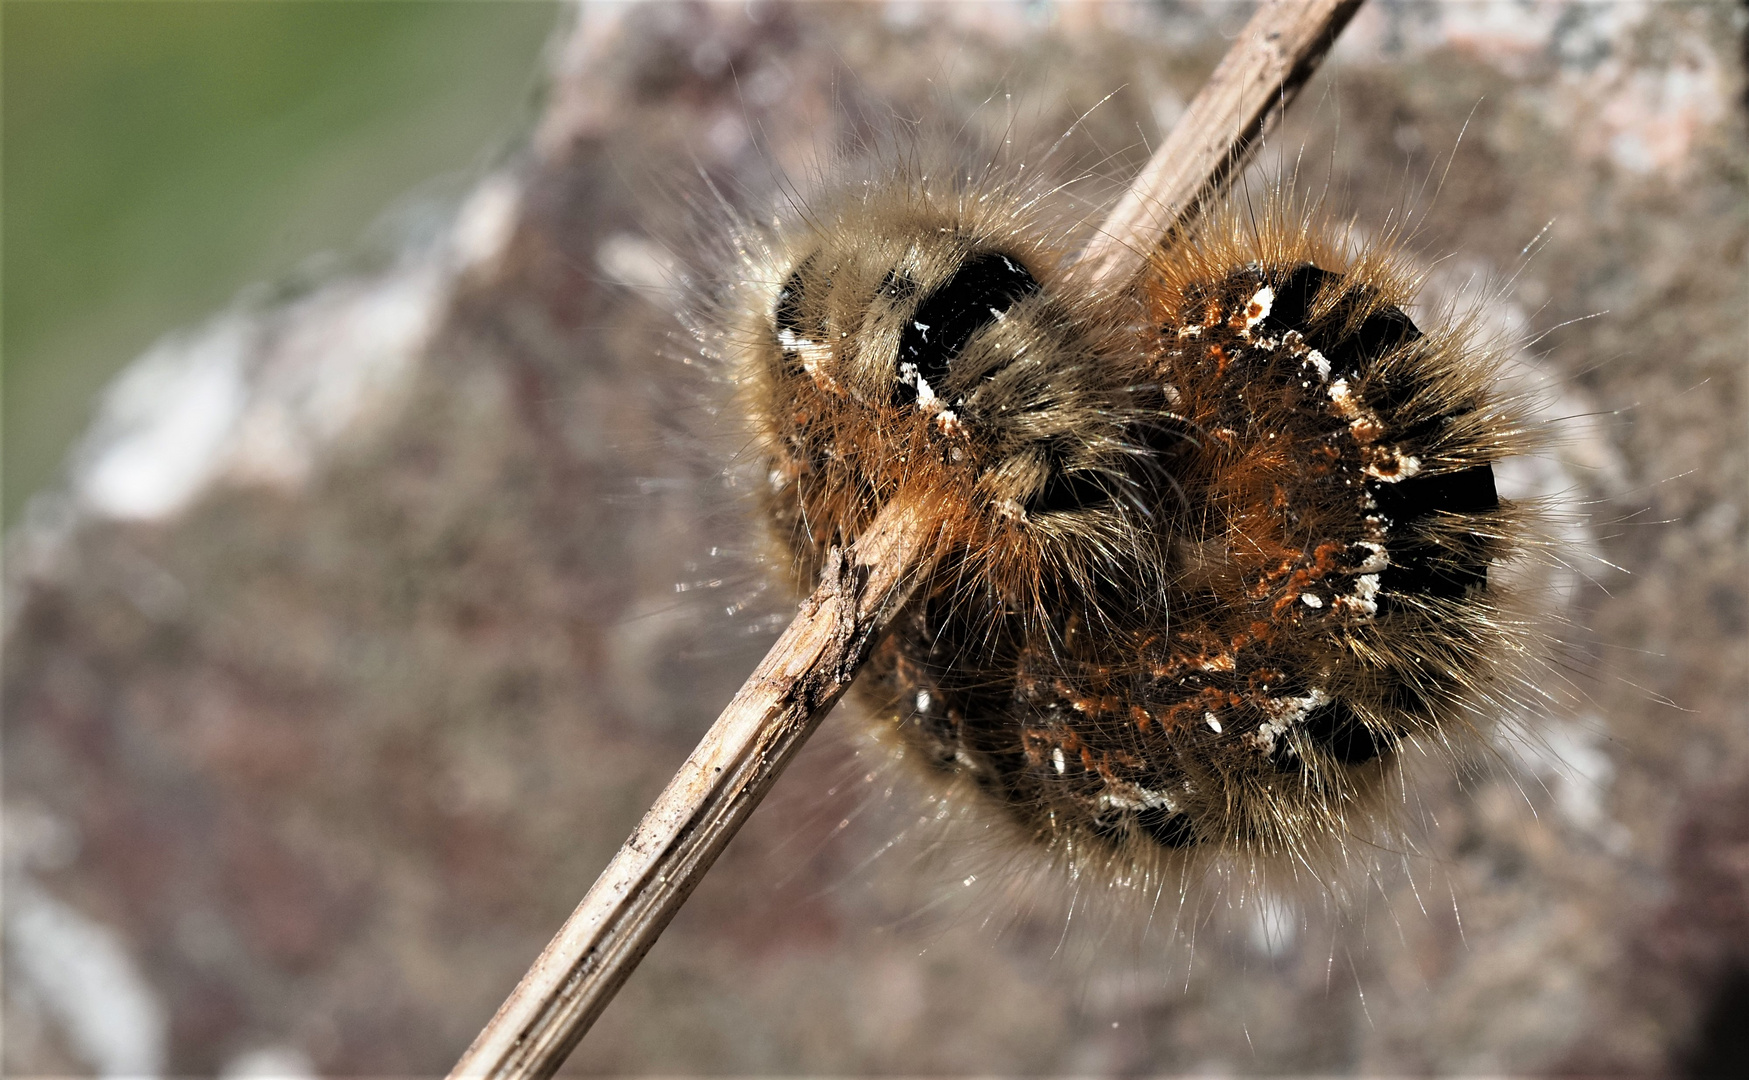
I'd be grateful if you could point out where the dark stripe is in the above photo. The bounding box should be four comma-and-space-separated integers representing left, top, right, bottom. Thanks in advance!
1264, 263, 1422, 374
1261, 264, 1337, 337
774, 256, 813, 337
1026, 468, 1111, 514
1135, 805, 1199, 848
1023, 443, 1112, 515
894, 251, 1039, 405
1373, 466, 1499, 600
1273, 699, 1395, 770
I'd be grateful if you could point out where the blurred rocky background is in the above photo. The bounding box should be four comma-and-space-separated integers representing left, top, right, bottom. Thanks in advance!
4, 2, 1745, 1075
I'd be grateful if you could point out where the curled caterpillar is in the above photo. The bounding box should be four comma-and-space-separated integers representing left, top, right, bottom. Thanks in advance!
716, 152, 1538, 896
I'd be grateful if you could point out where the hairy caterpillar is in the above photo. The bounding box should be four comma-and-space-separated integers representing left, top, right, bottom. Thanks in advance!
703, 130, 1542, 916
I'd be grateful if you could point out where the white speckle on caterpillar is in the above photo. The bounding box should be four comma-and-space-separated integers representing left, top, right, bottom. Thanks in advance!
779, 328, 839, 393
1242, 285, 1274, 332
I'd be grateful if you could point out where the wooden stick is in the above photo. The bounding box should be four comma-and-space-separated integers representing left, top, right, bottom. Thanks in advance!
1083, 0, 1365, 286
449, 2, 1362, 1077
449, 499, 937, 1078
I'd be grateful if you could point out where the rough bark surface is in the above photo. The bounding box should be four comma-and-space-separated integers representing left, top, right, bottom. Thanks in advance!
5, 3, 1745, 1076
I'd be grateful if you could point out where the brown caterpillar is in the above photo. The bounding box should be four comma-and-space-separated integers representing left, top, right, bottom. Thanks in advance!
713, 149, 1539, 902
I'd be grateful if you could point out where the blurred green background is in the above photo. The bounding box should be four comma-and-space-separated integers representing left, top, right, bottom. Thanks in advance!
3, 0, 561, 527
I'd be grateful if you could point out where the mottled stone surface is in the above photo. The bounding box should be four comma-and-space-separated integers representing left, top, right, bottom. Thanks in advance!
5, 2, 1745, 1075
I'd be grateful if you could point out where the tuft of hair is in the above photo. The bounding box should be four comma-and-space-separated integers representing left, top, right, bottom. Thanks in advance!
711, 127, 1553, 925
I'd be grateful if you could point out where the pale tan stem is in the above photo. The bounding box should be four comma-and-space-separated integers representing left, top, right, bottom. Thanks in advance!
450, 2, 1363, 1077
1083, 0, 1364, 287
450, 501, 937, 1078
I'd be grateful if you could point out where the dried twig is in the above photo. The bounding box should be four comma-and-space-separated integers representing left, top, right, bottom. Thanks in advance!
1083, 0, 1365, 286
449, 2, 1363, 1076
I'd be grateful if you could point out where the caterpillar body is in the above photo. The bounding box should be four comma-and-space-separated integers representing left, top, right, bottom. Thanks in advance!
713, 149, 1538, 903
